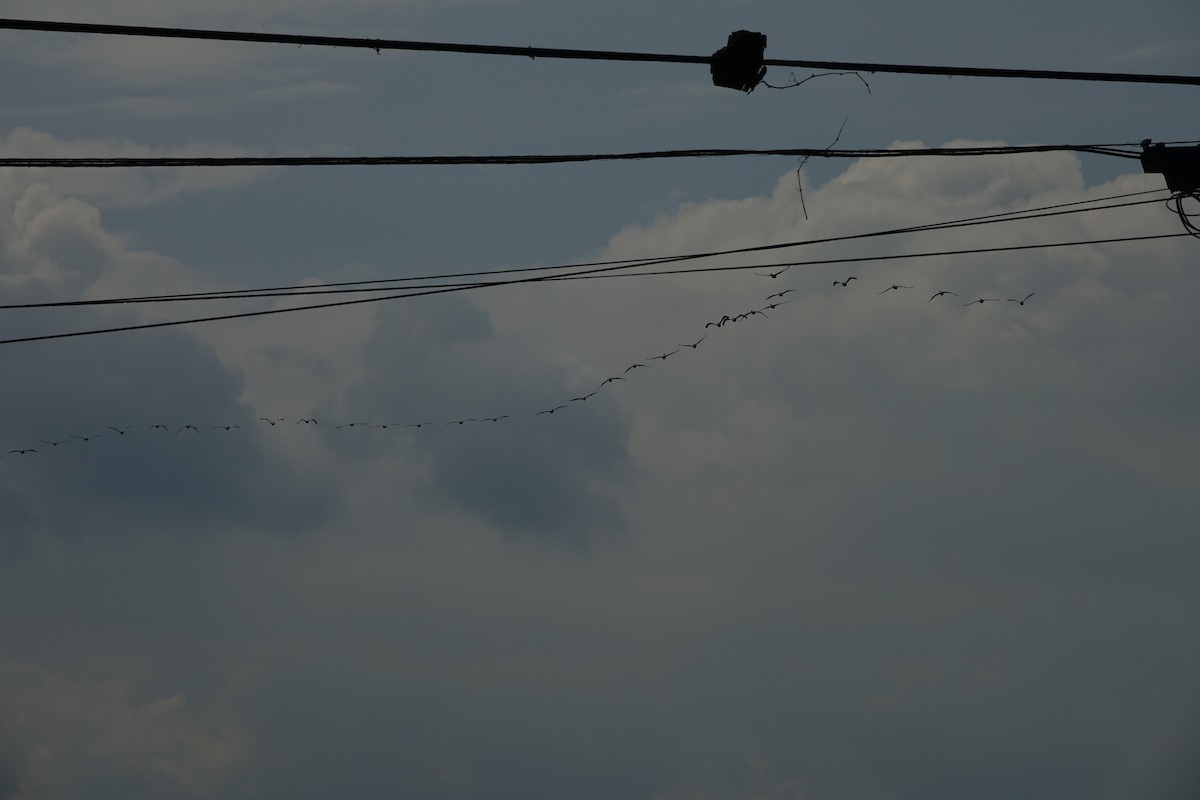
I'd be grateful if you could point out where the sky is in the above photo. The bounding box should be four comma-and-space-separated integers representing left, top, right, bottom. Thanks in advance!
1, 1, 1199, 798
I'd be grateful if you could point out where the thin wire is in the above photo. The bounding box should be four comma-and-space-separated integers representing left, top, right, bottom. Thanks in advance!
2, 18, 1198, 86
0, 232, 1188, 346
0, 143, 1144, 168
0, 189, 1169, 311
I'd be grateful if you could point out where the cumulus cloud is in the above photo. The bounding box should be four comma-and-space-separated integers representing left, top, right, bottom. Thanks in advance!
0, 661, 250, 799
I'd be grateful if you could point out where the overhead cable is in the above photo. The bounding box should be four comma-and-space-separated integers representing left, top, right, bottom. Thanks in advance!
0, 231, 1188, 346
2, 18, 1198, 86
0, 143, 1146, 168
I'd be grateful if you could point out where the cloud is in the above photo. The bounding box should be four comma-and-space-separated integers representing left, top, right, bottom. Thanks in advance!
0, 661, 250, 800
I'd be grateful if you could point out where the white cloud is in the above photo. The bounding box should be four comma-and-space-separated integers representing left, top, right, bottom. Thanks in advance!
0, 661, 250, 799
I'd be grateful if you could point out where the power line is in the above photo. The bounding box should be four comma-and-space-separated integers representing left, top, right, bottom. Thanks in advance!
0, 143, 1147, 169
0, 189, 1168, 311
3, 18, 1199, 86
0, 231, 1187, 346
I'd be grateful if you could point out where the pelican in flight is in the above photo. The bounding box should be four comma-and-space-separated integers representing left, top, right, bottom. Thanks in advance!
649, 349, 679, 361
766, 289, 794, 300
176, 425, 198, 433
928, 290, 958, 302
149, 425, 169, 432
678, 336, 706, 349
571, 390, 599, 402
40, 439, 68, 447
107, 425, 131, 435
756, 266, 790, 279
624, 363, 647, 373
1008, 292, 1035, 306
537, 405, 568, 416
834, 277, 857, 287
70, 434, 101, 442
963, 297, 1000, 306
482, 415, 509, 423
8, 449, 36, 455
879, 284, 913, 294
213, 425, 240, 431
600, 376, 626, 387
259, 417, 284, 426
296, 418, 318, 424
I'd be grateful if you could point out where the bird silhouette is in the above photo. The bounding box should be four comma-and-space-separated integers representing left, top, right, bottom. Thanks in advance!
879, 284, 913, 294
149, 425, 169, 432
8, 449, 36, 455
482, 415, 509, 422
928, 290, 958, 302
176, 425, 198, 433
445, 419, 477, 426
405, 422, 433, 428
335, 422, 369, 429
599, 376, 626, 387
624, 363, 647, 373
1007, 292, 1035, 306
766, 289, 795, 300
536, 405, 568, 416
762, 300, 792, 310
213, 425, 240, 431
259, 417, 284, 426
963, 297, 1000, 306
40, 439, 68, 447
70, 434, 101, 442
649, 349, 680, 361
756, 266, 790, 279
107, 425, 131, 435
571, 390, 599, 402
705, 316, 733, 329
834, 277, 858, 287
296, 418, 318, 424
372, 423, 403, 429
678, 336, 706, 349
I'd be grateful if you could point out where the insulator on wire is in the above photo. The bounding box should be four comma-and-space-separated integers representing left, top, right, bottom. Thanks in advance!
710, 30, 767, 92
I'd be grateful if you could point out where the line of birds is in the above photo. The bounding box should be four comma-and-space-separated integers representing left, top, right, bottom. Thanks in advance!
2, 274, 1036, 461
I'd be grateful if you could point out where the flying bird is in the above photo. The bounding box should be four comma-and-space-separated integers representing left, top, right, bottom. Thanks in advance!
176, 425, 198, 433
624, 363, 647, 373
536, 405, 568, 416
70, 434, 101, 442
40, 439, 68, 447
963, 297, 1001, 306
879, 284, 913, 294
335, 422, 369, 428
405, 422, 433, 428
8, 449, 36, 454
296, 418, 318, 424
107, 425, 131, 435
834, 277, 858, 287
373, 423, 403, 429
213, 425, 240, 431
600, 376, 626, 387
571, 390, 599, 402
928, 290, 958, 302
1008, 292, 1035, 306
445, 419, 477, 425
756, 266, 790, 279
762, 300, 792, 310
678, 336, 706, 349
705, 316, 733, 329
149, 425, 169, 432
649, 349, 680, 361
259, 417, 284, 426
482, 415, 509, 422
766, 289, 795, 300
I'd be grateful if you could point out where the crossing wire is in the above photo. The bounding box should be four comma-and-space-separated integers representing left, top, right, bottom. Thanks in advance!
3, 18, 1199, 86
0, 143, 1147, 168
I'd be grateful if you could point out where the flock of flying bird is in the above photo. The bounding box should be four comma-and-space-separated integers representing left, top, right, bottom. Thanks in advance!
3, 270, 1036, 461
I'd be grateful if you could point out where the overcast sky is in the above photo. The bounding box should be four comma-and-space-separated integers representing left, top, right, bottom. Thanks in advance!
1, 2, 1199, 799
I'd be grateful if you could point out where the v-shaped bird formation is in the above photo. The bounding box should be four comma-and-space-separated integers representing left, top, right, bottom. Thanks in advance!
2, 275, 1035, 461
